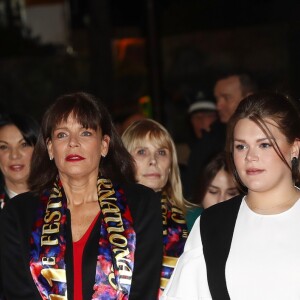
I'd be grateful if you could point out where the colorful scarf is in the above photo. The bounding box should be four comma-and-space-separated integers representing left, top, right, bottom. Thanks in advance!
30, 177, 136, 300
0, 188, 7, 210
159, 193, 188, 295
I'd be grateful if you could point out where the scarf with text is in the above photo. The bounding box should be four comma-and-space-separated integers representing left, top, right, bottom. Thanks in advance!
30, 177, 136, 300
159, 192, 188, 295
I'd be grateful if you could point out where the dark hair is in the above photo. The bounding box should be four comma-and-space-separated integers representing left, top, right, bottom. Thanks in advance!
0, 113, 39, 186
226, 92, 300, 192
216, 72, 258, 96
29, 92, 136, 193
0, 113, 39, 146
192, 151, 231, 205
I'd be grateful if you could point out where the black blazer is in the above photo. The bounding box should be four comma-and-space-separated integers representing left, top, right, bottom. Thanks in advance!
200, 195, 243, 300
0, 183, 163, 300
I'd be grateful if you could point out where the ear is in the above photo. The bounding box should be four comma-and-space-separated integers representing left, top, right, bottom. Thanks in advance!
46, 138, 53, 160
101, 135, 110, 157
291, 138, 300, 159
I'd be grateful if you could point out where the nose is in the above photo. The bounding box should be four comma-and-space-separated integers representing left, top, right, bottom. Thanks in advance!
217, 193, 224, 203
216, 98, 225, 112
149, 153, 157, 165
245, 147, 258, 161
68, 135, 79, 148
9, 147, 21, 160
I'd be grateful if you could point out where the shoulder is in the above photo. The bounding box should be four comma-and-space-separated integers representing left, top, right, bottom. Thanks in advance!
119, 182, 161, 216
122, 182, 157, 197
1, 192, 39, 222
200, 195, 243, 238
201, 195, 243, 218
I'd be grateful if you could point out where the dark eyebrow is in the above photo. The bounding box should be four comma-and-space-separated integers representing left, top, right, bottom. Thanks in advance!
0, 138, 26, 144
234, 137, 274, 143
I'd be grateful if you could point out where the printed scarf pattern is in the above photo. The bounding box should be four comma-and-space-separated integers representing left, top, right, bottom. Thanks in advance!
30, 177, 135, 300
159, 193, 188, 296
0, 191, 6, 210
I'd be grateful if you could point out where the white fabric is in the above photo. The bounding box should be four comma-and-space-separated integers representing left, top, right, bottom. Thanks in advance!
5, 187, 18, 199
161, 197, 300, 300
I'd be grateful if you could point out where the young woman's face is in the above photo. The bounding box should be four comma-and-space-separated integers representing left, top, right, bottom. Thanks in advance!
0, 125, 34, 188
202, 168, 239, 209
130, 137, 171, 192
47, 114, 110, 181
233, 118, 297, 193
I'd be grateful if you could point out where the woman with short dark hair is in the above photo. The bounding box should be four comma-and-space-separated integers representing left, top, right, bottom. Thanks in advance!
0, 92, 162, 300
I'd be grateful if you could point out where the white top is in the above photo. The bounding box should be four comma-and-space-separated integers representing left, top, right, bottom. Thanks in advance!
161, 197, 300, 300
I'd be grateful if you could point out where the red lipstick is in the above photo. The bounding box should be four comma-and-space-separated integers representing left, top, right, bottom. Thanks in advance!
9, 164, 24, 171
65, 154, 85, 162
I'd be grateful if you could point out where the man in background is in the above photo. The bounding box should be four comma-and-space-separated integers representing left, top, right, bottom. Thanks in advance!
184, 73, 257, 198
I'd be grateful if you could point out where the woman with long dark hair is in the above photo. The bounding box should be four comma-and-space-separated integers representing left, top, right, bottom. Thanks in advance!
163, 92, 300, 299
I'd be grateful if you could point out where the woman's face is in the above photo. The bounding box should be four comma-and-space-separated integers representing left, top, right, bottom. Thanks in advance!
47, 113, 110, 181
233, 118, 297, 193
130, 136, 171, 192
202, 168, 239, 209
0, 125, 34, 188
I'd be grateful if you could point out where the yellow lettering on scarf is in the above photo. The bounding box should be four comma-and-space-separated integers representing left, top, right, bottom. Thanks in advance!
47, 202, 62, 209
42, 222, 60, 234
99, 189, 115, 201
117, 259, 132, 285
41, 199, 62, 246
49, 295, 67, 300
44, 211, 61, 223
41, 268, 67, 298
41, 235, 58, 246
42, 257, 56, 266
98, 177, 134, 291
41, 268, 66, 285
101, 202, 120, 214
109, 233, 127, 248
108, 272, 117, 290
161, 198, 168, 235
171, 207, 186, 224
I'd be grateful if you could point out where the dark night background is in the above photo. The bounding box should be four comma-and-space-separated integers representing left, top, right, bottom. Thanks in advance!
1, 0, 300, 140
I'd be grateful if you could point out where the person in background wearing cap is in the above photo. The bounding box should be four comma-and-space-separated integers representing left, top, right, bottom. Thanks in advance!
179, 92, 219, 203
188, 100, 217, 140
185, 73, 257, 200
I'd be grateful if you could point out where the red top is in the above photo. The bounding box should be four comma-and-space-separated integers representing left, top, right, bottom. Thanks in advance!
73, 212, 100, 300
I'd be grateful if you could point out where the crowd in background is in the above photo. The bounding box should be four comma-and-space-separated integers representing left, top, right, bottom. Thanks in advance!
1, 70, 300, 299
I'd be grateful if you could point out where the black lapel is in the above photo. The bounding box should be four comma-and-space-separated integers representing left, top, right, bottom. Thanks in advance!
200, 195, 243, 300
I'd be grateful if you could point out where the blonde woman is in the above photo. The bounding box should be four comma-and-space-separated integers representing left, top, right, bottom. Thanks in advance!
122, 119, 188, 296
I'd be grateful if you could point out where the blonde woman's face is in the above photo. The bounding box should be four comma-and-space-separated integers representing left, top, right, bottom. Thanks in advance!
130, 137, 171, 192
202, 169, 239, 209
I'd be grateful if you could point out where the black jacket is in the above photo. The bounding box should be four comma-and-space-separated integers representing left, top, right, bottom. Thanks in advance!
200, 195, 243, 300
185, 121, 227, 198
0, 183, 163, 300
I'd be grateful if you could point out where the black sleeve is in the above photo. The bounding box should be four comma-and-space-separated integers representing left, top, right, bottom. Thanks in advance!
125, 184, 163, 300
0, 194, 41, 300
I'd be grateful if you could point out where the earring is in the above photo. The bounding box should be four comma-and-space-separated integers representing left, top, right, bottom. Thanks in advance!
49, 156, 53, 161
101, 154, 106, 158
292, 157, 298, 167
